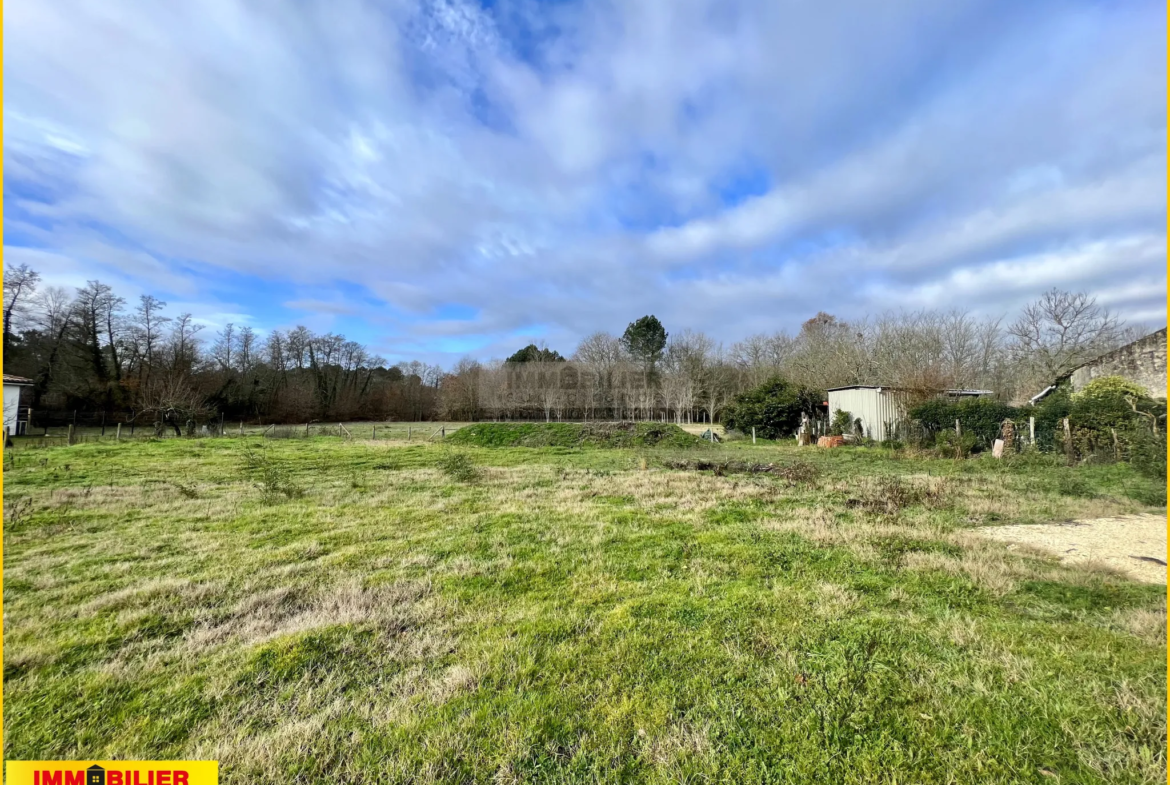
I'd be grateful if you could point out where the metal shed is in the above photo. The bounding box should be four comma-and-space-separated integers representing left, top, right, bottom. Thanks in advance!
3, 374, 34, 436
826, 386, 992, 441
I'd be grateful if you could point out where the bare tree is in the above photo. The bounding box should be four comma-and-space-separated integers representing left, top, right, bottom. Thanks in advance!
1008, 289, 1127, 381
140, 373, 211, 436
212, 323, 236, 372
131, 295, 171, 385
786, 312, 868, 390
168, 313, 204, 374
28, 286, 74, 401
72, 281, 118, 384
730, 332, 795, 387
4, 263, 41, 344
235, 326, 257, 376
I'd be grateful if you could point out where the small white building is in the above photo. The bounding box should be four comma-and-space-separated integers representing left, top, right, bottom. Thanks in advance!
3, 375, 34, 436
827, 385, 993, 441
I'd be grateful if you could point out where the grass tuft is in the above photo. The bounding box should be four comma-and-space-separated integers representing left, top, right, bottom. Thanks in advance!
242, 446, 305, 500
437, 451, 480, 483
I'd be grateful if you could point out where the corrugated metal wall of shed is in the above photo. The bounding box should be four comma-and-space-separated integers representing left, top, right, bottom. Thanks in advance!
826, 388, 909, 441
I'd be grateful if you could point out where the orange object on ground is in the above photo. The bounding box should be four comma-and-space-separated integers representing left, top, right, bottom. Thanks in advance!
816, 435, 845, 448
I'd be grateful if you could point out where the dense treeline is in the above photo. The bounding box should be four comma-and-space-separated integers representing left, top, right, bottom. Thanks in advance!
2, 262, 1151, 427
2, 266, 442, 426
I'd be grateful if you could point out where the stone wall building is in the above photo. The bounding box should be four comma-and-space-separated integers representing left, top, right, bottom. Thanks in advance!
1069, 328, 1167, 399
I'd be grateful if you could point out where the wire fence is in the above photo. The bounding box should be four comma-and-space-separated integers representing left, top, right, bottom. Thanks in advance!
6, 411, 469, 450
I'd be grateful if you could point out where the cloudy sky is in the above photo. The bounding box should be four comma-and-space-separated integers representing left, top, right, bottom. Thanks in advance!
5, 0, 1166, 364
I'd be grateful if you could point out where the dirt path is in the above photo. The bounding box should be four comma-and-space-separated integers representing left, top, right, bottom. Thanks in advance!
980, 514, 1167, 584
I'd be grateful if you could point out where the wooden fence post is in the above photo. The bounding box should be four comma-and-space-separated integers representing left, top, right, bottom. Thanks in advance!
1029, 416, 1035, 445
239, 421, 244, 437
1111, 428, 1119, 460
408, 426, 412, 440
1063, 418, 1073, 463
116, 423, 122, 442
101, 412, 106, 437
955, 419, 962, 437
441, 427, 446, 439
752, 426, 756, 445
372, 426, 376, 440
67, 424, 76, 446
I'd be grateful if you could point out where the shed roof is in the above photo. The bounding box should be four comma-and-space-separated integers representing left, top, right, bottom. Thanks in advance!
826, 385, 993, 396
3, 374, 34, 385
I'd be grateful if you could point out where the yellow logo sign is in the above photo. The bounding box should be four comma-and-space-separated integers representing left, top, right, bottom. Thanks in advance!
5, 762, 218, 785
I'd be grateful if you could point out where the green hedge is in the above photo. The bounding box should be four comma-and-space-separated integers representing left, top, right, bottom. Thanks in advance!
909, 397, 1022, 451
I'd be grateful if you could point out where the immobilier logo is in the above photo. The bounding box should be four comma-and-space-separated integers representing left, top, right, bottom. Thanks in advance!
5, 762, 218, 785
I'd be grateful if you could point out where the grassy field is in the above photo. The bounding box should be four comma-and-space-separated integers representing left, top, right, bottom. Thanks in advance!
8, 420, 473, 448
3, 427, 1166, 783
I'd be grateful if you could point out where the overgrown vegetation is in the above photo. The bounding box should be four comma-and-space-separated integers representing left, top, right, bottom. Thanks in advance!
906, 376, 1167, 475
911, 396, 1020, 450
3, 435, 1165, 783
722, 377, 823, 439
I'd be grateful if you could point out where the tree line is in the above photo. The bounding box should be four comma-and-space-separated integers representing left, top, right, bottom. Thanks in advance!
2, 266, 443, 428
2, 262, 1150, 427
439, 291, 1147, 423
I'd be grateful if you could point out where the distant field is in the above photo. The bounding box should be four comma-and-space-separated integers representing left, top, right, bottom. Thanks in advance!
3, 430, 1166, 783
7, 420, 475, 448
9, 420, 727, 448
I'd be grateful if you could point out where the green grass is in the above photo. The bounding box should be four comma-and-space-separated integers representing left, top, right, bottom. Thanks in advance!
3, 434, 1166, 783
449, 421, 707, 449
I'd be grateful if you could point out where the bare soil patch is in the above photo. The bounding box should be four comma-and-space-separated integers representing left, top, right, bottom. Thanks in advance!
980, 514, 1168, 584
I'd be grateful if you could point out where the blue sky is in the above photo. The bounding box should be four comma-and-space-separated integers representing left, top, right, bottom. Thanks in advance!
4, 0, 1166, 366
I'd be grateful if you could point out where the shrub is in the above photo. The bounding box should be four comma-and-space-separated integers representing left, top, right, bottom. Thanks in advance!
830, 410, 855, 437
438, 451, 479, 483
722, 377, 823, 440
1128, 427, 1167, 480
909, 398, 955, 437
1034, 376, 1166, 463
1074, 375, 1150, 403
910, 397, 1021, 451
1069, 377, 1152, 433
934, 429, 977, 459
242, 447, 304, 500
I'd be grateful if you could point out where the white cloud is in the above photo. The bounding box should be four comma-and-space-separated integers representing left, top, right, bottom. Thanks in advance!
2, 0, 1165, 361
